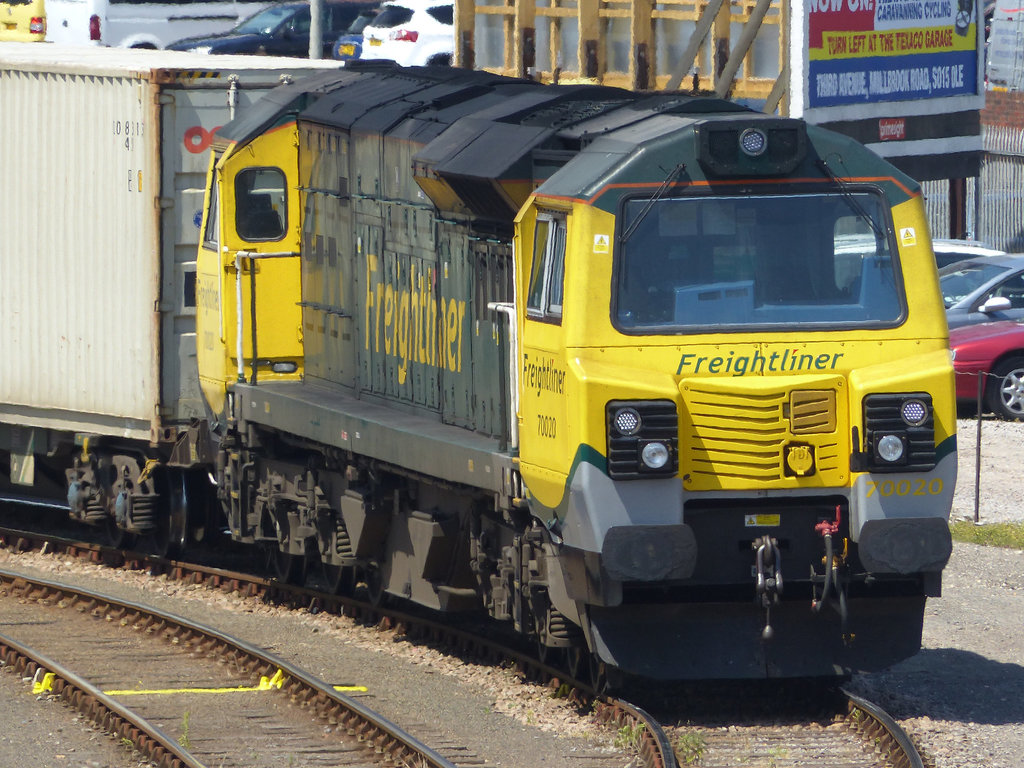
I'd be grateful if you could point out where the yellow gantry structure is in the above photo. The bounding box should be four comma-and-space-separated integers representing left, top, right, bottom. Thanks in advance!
454, 0, 788, 106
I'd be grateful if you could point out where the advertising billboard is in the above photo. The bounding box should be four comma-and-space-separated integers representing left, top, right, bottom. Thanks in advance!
807, 0, 980, 107
792, 0, 985, 180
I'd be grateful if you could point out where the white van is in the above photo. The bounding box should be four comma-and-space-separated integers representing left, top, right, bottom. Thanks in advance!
45, 0, 276, 48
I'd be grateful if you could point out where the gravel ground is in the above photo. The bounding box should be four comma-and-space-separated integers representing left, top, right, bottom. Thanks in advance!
0, 667, 153, 768
847, 416, 1024, 768
0, 416, 1021, 768
0, 556, 628, 768
948, 416, 1024, 524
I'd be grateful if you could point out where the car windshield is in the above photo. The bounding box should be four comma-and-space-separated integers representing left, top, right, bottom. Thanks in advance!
347, 11, 376, 33
615, 191, 903, 331
939, 262, 1013, 308
427, 4, 452, 23
234, 5, 296, 34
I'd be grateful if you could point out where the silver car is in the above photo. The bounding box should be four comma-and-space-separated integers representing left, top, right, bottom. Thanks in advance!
940, 253, 1024, 329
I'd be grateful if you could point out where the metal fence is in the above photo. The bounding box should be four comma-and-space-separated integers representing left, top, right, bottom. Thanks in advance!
923, 124, 1024, 253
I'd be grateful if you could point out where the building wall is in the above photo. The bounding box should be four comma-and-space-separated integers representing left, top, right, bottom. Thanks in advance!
982, 90, 1024, 128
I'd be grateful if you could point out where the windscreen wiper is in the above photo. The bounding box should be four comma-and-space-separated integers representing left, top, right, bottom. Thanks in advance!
816, 155, 887, 242
619, 162, 687, 243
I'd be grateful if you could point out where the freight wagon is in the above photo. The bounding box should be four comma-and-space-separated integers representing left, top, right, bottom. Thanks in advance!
0, 44, 339, 550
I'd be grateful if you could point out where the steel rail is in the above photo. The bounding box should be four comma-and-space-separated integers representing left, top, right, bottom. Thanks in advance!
0, 630, 206, 768
0, 568, 459, 768
843, 688, 926, 768
0, 524, 678, 768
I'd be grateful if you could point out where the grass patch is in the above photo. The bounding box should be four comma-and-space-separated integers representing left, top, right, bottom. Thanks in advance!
950, 519, 1024, 550
675, 730, 707, 765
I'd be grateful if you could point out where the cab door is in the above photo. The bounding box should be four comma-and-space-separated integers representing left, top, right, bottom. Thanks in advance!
518, 209, 572, 508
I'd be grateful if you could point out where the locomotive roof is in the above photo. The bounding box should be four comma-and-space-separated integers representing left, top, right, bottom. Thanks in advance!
220, 62, 918, 219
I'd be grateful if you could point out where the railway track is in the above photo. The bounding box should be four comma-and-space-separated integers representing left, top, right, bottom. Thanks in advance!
0, 515, 929, 768
0, 568, 462, 768
658, 690, 928, 768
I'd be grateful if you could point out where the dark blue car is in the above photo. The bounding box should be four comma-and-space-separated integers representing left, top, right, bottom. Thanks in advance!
167, 0, 379, 58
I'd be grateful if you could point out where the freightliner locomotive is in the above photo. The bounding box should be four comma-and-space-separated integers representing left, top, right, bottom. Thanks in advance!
8, 59, 957, 683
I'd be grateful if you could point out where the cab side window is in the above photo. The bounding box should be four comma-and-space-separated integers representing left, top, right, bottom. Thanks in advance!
203, 175, 220, 250
235, 168, 286, 242
526, 213, 566, 322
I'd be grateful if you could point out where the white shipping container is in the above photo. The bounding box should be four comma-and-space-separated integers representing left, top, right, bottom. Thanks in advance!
0, 44, 339, 447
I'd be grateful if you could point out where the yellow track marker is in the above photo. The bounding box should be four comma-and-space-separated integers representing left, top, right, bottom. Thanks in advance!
31, 670, 55, 694
103, 667, 368, 697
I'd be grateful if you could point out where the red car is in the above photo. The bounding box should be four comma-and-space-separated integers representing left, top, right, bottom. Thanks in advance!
950, 320, 1024, 420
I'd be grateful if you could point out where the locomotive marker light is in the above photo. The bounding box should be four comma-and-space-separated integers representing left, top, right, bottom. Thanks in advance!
900, 398, 929, 426
612, 407, 641, 436
739, 127, 768, 157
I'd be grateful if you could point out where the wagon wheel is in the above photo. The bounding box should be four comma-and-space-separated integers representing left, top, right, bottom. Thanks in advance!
103, 514, 128, 549
140, 471, 190, 558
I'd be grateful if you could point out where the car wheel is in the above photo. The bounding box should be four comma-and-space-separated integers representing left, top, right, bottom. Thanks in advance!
986, 356, 1024, 420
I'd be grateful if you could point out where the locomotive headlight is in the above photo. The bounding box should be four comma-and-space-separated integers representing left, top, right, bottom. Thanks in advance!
613, 407, 642, 436
640, 440, 670, 470
862, 393, 935, 473
874, 434, 906, 463
739, 128, 768, 157
899, 398, 929, 426
606, 400, 678, 479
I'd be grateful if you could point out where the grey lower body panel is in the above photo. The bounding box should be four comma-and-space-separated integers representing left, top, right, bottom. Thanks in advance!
234, 380, 513, 494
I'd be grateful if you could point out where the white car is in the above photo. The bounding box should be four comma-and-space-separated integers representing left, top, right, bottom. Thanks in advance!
360, 0, 452, 66
931, 238, 1006, 270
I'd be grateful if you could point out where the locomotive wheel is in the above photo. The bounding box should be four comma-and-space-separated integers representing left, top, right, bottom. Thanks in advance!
533, 610, 563, 668
565, 647, 587, 682
363, 562, 388, 607
536, 639, 563, 669
268, 547, 305, 584
323, 563, 356, 595
589, 653, 609, 694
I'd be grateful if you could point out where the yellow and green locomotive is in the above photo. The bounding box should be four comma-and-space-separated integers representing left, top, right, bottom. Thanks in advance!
194, 63, 955, 681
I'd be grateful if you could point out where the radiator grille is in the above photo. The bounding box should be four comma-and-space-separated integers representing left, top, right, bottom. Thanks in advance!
680, 380, 844, 489
790, 390, 837, 433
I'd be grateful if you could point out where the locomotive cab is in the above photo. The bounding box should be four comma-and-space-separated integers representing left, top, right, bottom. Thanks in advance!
512, 113, 955, 678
